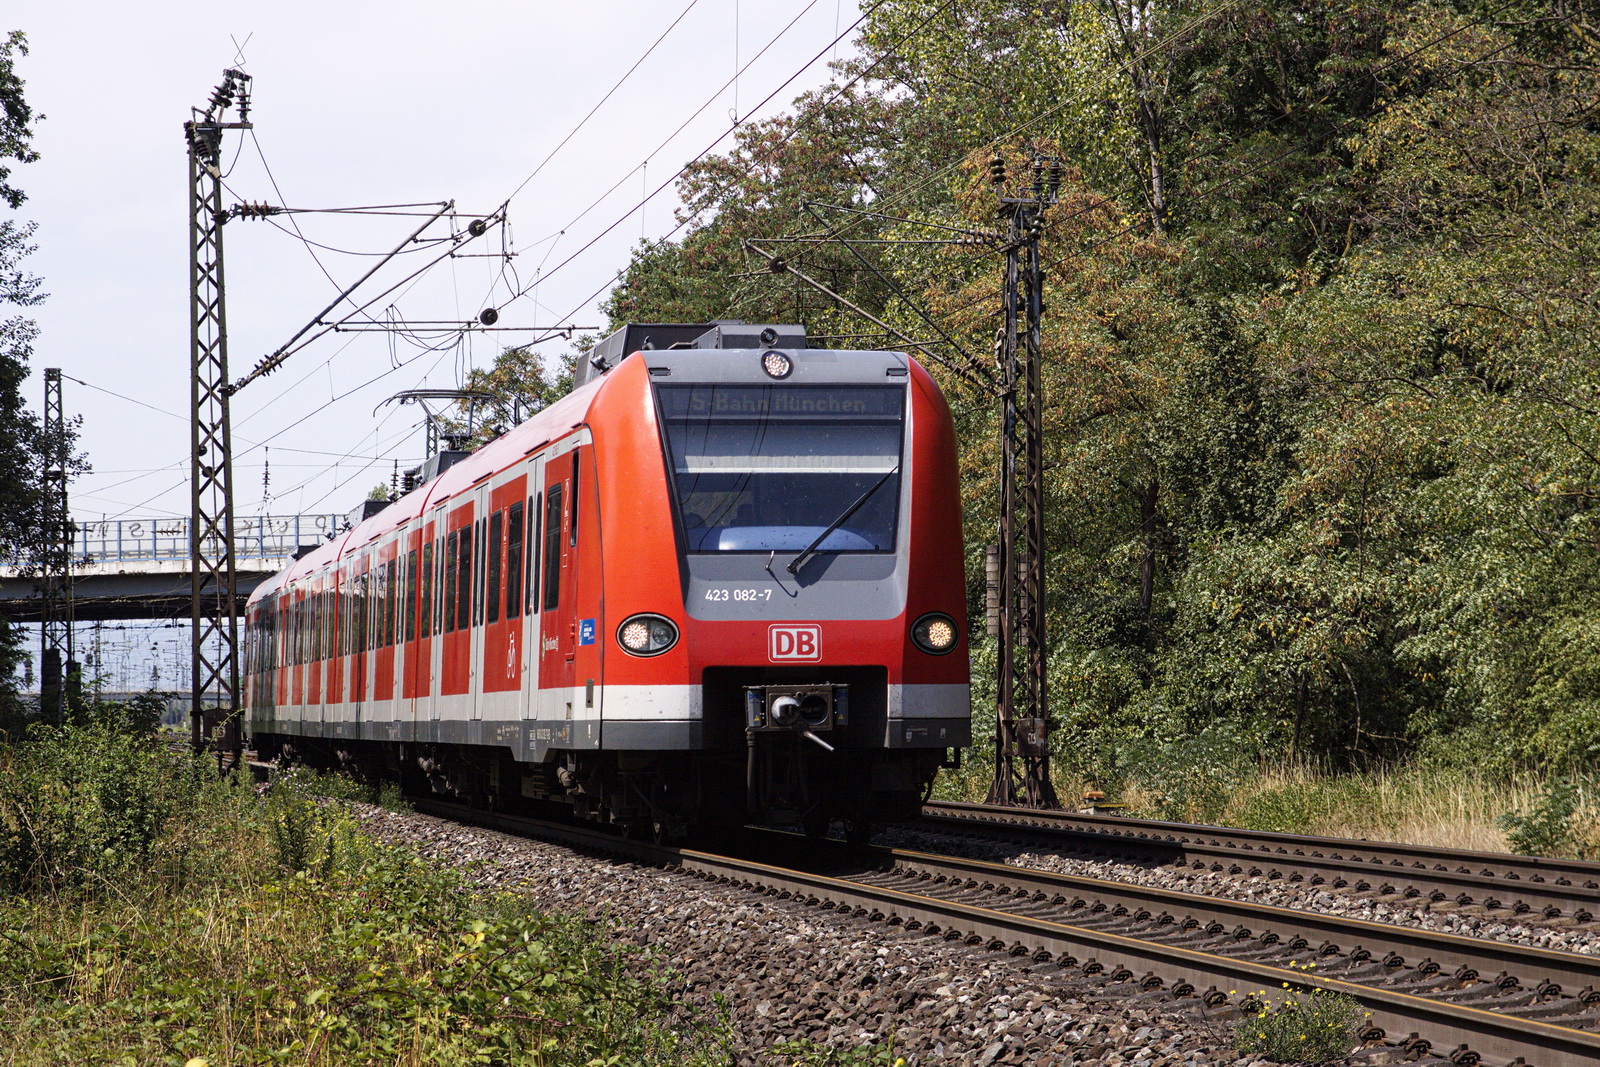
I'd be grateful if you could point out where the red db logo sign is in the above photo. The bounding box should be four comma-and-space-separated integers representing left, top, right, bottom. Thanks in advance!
769, 624, 821, 662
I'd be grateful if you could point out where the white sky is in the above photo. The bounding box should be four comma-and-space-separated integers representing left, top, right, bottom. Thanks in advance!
8, 0, 861, 685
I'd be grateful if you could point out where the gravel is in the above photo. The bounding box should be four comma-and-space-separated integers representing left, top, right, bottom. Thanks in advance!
874, 824, 1600, 958
349, 804, 1352, 1066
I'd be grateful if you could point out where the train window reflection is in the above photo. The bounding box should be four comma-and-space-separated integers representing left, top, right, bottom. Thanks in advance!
656, 384, 905, 554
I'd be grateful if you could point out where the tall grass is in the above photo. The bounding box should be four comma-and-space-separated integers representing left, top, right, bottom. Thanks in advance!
934, 749, 1599, 858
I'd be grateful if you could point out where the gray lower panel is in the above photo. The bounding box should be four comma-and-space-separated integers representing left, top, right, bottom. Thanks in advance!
253, 715, 600, 761
887, 717, 970, 748
601, 720, 703, 750
253, 713, 967, 755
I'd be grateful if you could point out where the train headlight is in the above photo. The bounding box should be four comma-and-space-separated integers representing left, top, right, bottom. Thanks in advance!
761, 350, 793, 379
617, 613, 679, 656
910, 612, 959, 655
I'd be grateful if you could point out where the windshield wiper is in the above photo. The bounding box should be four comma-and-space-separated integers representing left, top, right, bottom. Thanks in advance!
786, 467, 899, 576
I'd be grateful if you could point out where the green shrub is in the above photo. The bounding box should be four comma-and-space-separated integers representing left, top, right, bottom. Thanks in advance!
1498, 776, 1590, 858
1234, 988, 1362, 1063
0, 720, 201, 892
265, 766, 374, 875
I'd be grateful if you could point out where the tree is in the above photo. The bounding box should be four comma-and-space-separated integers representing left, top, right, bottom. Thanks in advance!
0, 30, 45, 727
436, 344, 579, 451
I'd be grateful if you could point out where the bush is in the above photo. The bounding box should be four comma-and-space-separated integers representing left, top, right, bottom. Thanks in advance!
1498, 776, 1595, 858
1234, 987, 1362, 1063
0, 719, 203, 892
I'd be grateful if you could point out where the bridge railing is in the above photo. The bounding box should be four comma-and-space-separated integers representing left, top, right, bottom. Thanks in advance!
69, 514, 346, 565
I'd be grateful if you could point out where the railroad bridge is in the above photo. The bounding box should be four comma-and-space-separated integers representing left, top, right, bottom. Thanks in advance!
0, 514, 342, 621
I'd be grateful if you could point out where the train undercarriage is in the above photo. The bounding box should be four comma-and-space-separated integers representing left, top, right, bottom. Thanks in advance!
254, 731, 947, 843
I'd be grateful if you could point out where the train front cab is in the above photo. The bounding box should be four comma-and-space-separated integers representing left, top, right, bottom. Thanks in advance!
587, 337, 972, 836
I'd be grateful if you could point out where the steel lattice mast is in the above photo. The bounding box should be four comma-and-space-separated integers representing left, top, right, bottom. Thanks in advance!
987, 154, 1061, 809
185, 69, 251, 761
38, 367, 74, 722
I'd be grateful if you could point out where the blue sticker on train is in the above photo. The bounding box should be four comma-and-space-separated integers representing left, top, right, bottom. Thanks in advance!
579, 619, 596, 645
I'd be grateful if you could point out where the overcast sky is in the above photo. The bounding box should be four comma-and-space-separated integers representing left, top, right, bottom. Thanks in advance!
9, 0, 860, 685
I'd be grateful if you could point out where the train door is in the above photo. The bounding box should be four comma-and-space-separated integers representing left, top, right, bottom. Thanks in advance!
441, 501, 474, 703
370, 538, 396, 726
307, 575, 324, 709
328, 563, 345, 709
393, 525, 416, 730
291, 584, 305, 708
427, 507, 447, 723
351, 553, 369, 717
276, 591, 290, 720
520, 463, 544, 722
468, 483, 490, 722
539, 453, 578, 717
406, 523, 429, 724
482, 474, 528, 716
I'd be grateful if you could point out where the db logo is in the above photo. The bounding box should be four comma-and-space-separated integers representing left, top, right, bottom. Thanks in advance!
769, 624, 821, 662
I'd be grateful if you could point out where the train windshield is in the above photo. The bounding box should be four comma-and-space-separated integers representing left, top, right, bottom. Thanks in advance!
656, 384, 905, 554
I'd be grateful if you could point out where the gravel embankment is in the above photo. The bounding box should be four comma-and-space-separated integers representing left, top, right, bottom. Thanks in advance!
878, 824, 1600, 957
352, 806, 1358, 1067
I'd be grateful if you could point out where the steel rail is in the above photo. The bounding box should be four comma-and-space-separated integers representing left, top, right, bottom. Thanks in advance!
866, 844, 1600, 996
922, 800, 1600, 921
413, 801, 1600, 1067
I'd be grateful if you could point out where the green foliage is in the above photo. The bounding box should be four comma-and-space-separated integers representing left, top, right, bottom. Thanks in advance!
1497, 776, 1592, 859
1114, 727, 1257, 824
0, 30, 40, 211
1234, 987, 1362, 1063
0, 718, 205, 892
600, 0, 1600, 779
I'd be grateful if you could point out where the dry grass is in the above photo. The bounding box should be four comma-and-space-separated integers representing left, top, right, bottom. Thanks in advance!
936, 757, 1600, 858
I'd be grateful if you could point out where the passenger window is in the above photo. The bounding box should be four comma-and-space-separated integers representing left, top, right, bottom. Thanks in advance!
473, 518, 485, 626
527, 494, 541, 614
456, 524, 473, 631
406, 549, 418, 642
506, 502, 523, 620
444, 531, 459, 633
570, 451, 579, 547
487, 511, 503, 623
420, 542, 433, 636
542, 484, 563, 612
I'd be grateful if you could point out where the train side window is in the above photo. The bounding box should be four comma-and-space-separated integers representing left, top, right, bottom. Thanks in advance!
444, 532, 459, 633
379, 563, 392, 646
406, 549, 418, 642
435, 535, 446, 635
542, 483, 563, 613
527, 494, 541, 614
363, 569, 375, 652
420, 542, 433, 636
456, 524, 473, 632
374, 566, 384, 649
570, 451, 580, 547
506, 501, 523, 620
486, 511, 503, 624
474, 518, 486, 627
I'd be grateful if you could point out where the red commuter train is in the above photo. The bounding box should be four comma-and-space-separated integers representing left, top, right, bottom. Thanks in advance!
246, 321, 971, 839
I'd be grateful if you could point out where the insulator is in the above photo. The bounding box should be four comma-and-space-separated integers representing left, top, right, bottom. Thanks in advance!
467, 219, 489, 238
989, 153, 1006, 187
478, 307, 499, 326
1032, 160, 1045, 198
1048, 160, 1063, 197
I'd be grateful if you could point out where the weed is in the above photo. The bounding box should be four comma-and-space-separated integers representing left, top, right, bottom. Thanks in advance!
1234, 987, 1362, 1063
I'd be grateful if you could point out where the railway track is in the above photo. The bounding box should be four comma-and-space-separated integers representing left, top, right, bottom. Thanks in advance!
414, 800, 1600, 1067
920, 801, 1600, 926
